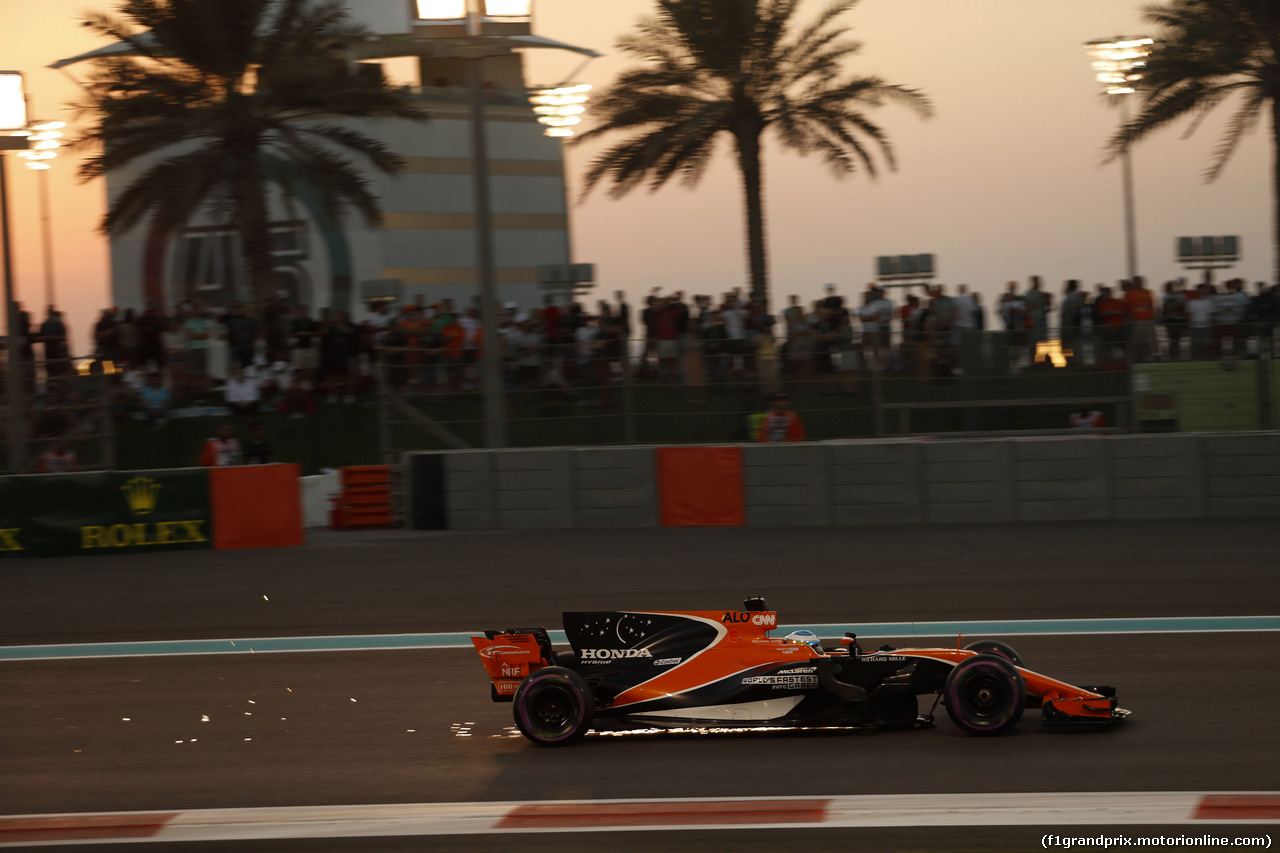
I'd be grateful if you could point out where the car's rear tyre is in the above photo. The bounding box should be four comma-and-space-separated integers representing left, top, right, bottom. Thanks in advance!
944, 653, 1026, 736
512, 666, 594, 747
963, 639, 1023, 667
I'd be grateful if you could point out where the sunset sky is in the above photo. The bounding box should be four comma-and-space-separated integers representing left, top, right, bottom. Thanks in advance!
0, 0, 1271, 352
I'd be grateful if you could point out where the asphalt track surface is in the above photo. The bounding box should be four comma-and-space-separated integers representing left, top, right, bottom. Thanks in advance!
3, 520, 1279, 851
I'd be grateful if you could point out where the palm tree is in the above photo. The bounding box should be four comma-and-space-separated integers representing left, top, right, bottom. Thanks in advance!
72, 0, 428, 308
575, 0, 931, 308
1108, 0, 1280, 284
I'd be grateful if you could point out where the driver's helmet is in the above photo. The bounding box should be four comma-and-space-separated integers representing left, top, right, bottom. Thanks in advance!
782, 630, 822, 651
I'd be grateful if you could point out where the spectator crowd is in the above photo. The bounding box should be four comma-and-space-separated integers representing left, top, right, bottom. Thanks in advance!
2, 274, 1277, 429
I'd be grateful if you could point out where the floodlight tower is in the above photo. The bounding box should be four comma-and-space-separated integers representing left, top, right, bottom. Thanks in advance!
0, 70, 30, 471
17, 118, 63, 309
1085, 36, 1154, 281
413, 0, 538, 449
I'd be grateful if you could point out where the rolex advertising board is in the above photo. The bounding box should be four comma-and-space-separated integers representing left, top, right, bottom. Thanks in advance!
0, 469, 213, 558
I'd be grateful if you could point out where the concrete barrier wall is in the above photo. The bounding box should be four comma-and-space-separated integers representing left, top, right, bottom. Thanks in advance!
829, 441, 923, 526
574, 448, 658, 529
742, 444, 831, 526
407, 434, 1280, 530
923, 441, 1016, 524
1110, 435, 1202, 519
1011, 439, 1109, 522
1202, 433, 1280, 517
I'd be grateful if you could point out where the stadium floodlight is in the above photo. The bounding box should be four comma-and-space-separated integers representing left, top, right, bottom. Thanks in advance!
415, 0, 531, 21
528, 83, 590, 138
0, 71, 26, 130
1085, 36, 1155, 95
484, 0, 531, 17
415, 0, 467, 20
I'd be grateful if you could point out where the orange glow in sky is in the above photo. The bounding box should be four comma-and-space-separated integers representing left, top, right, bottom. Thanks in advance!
0, 0, 1271, 353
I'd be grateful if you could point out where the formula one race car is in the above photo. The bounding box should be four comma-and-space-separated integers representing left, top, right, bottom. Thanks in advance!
472, 598, 1130, 746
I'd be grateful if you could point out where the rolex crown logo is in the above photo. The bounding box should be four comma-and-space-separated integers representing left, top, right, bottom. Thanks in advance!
121, 477, 162, 515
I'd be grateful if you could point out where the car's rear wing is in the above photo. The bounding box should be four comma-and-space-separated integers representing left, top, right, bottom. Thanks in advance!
472, 628, 556, 702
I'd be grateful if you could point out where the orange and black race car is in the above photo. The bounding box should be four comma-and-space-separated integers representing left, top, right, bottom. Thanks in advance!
473, 598, 1130, 746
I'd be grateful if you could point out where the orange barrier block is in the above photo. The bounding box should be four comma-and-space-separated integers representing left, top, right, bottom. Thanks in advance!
656, 447, 745, 527
341, 465, 390, 487
209, 464, 304, 550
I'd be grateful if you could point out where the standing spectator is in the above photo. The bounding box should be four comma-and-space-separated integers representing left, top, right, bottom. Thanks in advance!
572, 314, 601, 404
812, 304, 839, 384
612, 291, 631, 377
591, 303, 620, 406
1160, 281, 1188, 362
859, 286, 893, 370
906, 293, 930, 381
1023, 276, 1052, 364
756, 393, 806, 442
262, 297, 292, 363
1060, 280, 1086, 366
952, 284, 978, 374
1213, 279, 1251, 358
458, 306, 484, 390
719, 293, 750, 380
927, 285, 957, 376
998, 281, 1026, 369
118, 308, 139, 367
653, 296, 682, 378
39, 307, 70, 387
1187, 283, 1217, 360
198, 423, 242, 466
675, 304, 703, 401
224, 366, 261, 415
223, 302, 259, 369
757, 318, 782, 395
134, 304, 168, 373
10, 302, 34, 393
784, 301, 812, 386
439, 310, 470, 392
701, 311, 730, 393
1124, 277, 1157, 364
93, 307, 121, 364
402, 304, 435, 390
499, 314, 534, 390
244, 421, 274, 464
834, 310, 858, 394
638, 293, 659, 378
320, 310, 359, 401
870, 287, 895, 368
289, 304, 320, 388
783, 295, 805, 339
541, 296, 563, 366
1094, 286, 1128, 369
1248, 281, 1276, 357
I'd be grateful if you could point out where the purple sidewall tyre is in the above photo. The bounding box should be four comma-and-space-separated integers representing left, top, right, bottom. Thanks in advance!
944, 653, 1026, 736
512, 666, 594, 747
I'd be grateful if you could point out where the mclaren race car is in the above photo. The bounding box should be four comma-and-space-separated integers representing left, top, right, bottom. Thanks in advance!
472, 598, 1130, 746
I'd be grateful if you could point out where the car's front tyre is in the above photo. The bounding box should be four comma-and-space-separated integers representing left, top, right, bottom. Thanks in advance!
512, 666, 594, 746
944, 653, 1026, 736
